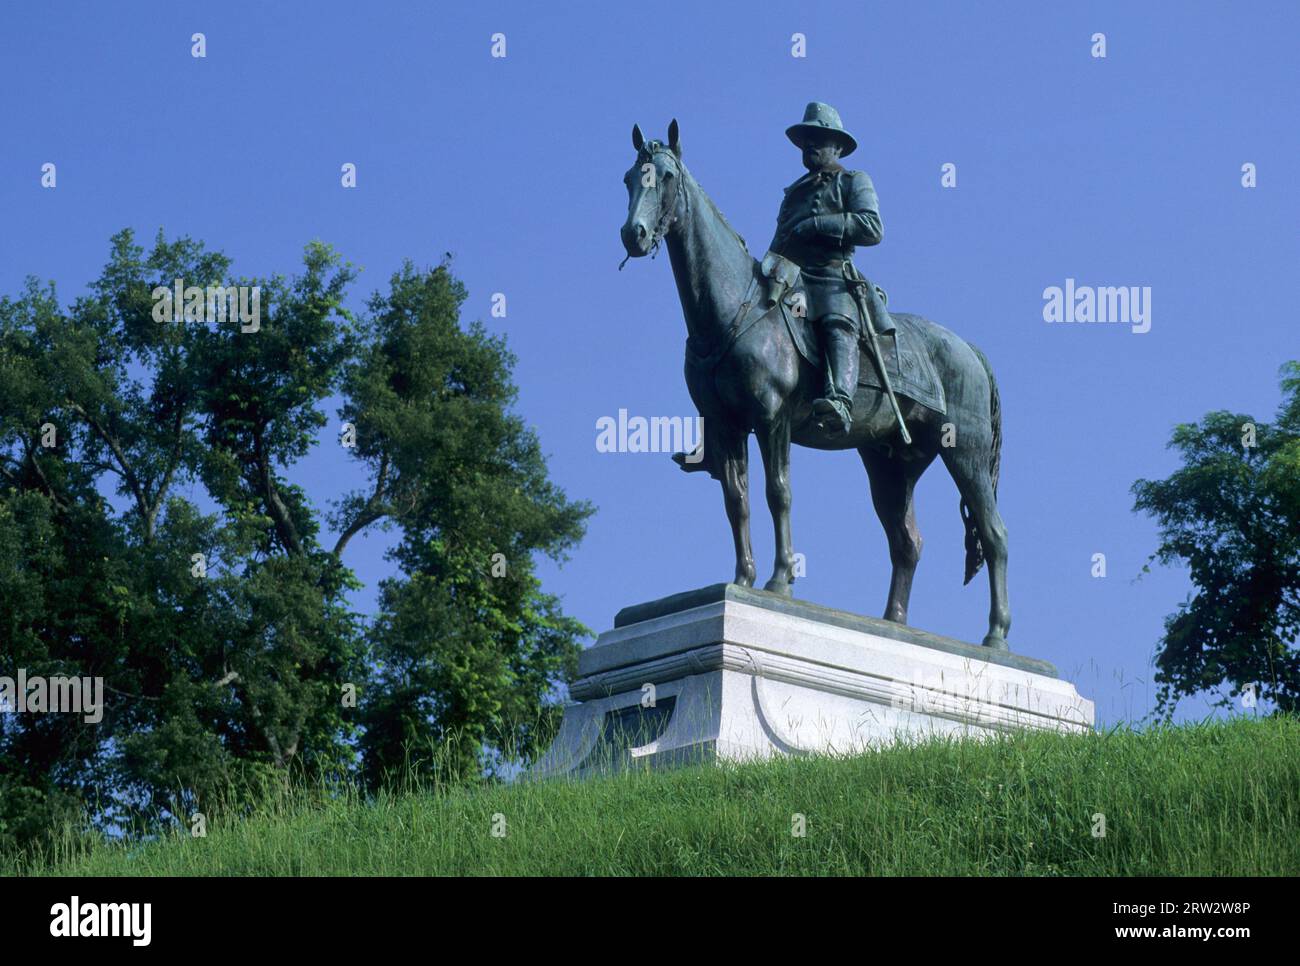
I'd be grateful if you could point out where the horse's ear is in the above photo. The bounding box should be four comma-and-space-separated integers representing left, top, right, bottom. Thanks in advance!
632, 124, 645, 152
668, 118, 681, 157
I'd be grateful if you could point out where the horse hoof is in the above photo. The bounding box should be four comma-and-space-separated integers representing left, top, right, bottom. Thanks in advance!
734, 572, 755, 588
763, 579, 794, 598
981, 634, 1009, 651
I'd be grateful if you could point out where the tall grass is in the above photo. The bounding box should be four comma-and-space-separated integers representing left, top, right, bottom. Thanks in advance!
7, 715, 1296, 876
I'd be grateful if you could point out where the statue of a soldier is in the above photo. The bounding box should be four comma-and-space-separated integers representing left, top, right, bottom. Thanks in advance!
763, 102, 894, 437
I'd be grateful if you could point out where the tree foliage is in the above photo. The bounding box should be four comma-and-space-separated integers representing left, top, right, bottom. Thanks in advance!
1133, 362, 1300, 716
0, 230, 592, 853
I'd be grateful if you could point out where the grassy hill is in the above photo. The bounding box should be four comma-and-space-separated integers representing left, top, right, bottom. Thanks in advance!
10, 715, 1298, 876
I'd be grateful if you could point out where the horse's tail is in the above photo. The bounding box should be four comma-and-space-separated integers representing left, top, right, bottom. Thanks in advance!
961, 343, 1001, 585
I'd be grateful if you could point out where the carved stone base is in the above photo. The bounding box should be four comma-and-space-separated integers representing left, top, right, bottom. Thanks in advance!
530, 584, 1094, 778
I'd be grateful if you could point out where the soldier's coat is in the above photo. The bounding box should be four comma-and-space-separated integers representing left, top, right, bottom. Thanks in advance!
768, 164, 883, 325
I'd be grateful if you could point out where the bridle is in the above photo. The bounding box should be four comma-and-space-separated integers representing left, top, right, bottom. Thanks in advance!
619, 143, 684, 270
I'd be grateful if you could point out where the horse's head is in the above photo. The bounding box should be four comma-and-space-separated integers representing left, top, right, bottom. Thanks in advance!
620, 119, 684, 259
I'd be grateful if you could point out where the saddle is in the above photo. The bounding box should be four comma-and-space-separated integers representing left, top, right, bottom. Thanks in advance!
683, 268, 947, 418
778, 287, 947, 416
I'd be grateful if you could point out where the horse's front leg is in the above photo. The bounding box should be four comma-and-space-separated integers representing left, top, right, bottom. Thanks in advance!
756, 415, 795, 597
714, 423, 755, 587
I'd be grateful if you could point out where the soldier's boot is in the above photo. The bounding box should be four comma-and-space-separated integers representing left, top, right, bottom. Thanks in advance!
864, 281, 895, 334
812, 318, 860, 436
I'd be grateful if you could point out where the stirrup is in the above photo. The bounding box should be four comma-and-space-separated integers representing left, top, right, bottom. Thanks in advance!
812, 397, 852, 435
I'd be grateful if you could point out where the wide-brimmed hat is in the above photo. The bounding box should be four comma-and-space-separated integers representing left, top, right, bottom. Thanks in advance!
785, 101, 858, 157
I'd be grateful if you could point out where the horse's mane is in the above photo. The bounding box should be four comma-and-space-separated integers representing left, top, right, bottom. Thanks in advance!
685, 161, 749, 254
642, 141, 749, 255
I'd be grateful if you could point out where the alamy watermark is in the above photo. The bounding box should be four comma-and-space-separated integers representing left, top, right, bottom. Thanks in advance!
0, 669, 104, 723
889, 667, 1001, 718
152, 279, 261, 332
1043, 278, 1150, 334
50, 897, 151, 946
596, 409, 703, 460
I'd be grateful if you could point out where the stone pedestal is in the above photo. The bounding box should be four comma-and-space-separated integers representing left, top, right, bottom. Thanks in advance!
531, 584, 1094, 778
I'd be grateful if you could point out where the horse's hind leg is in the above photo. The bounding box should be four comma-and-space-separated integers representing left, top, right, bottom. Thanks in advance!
713, 422, 756, 587
755, 415, 795, 597
941, 444, 1010, 649
860, 447, 936, 624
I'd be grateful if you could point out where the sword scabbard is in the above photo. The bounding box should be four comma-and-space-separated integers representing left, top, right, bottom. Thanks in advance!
844, 261, 912, 445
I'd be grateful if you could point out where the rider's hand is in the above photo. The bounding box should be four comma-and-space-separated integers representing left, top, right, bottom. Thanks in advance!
791, 217, 817, 240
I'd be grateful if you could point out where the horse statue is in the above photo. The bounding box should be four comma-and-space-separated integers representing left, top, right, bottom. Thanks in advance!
618, 120, 1012, 650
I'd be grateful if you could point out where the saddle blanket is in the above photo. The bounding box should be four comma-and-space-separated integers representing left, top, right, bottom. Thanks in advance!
780, 301, 947, 416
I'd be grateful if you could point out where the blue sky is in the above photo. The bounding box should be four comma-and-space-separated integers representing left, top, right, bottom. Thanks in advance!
2, 1, 1296, 726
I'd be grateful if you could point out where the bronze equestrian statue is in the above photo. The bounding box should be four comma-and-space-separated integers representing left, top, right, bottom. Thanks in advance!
618, 106, 1011, 650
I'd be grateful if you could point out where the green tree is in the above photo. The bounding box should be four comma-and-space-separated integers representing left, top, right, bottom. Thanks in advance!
1133, 362, 1300, 716
0, 231, 591, 853
346, 263, 591, 785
